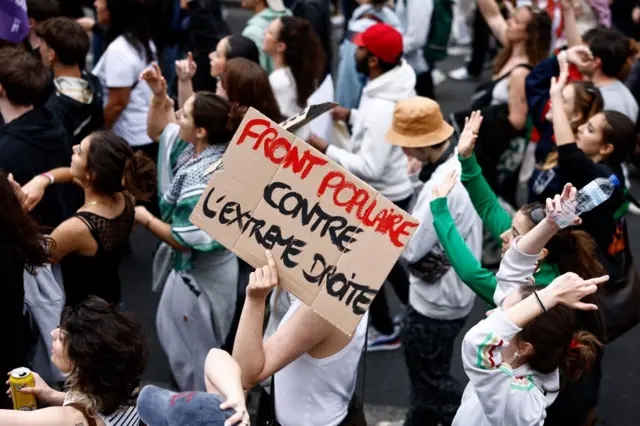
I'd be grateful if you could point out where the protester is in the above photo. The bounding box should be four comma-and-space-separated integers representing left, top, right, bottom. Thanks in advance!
140, 64, 239, 391
233, 250, 368, 426
18, 131, 155, 308
335, 0, 402, 110
241, 0, 291, 74
395, 0, 436, 98
263, 16, 325, 135
0, 46, 76, 229
36, 17, 104, 145
0, 172, 51, 410
308, 23, 415, 351
1, 297, 147, 425
137, 349, 250, 426
209, 35, 261, 79
452, 191, 606, 426
92, 0, 157, 157
572, 27, 639, 121
384, 97, 481, 426
550, 57, 635, 280
285, 0, 333, 78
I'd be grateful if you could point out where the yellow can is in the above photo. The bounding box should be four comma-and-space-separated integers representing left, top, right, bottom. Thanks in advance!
9, 367, 37, 411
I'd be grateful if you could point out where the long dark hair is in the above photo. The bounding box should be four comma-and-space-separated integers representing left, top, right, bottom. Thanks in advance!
494, 8, 551, 74
222, 58, 283, 123
192, 91, 236, 144
60, 297, 148, 416
278, 16, 325, 108
0, 172, 51, 273
601, 111, 637, 165
105, 0, 154, 63
86, 131, 156, 201
225, 35, 260, 65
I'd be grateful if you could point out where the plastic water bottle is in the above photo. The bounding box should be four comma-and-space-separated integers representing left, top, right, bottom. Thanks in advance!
554, 174, 620, 228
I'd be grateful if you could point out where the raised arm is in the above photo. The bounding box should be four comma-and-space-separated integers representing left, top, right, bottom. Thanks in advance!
140, 63, 176, 142
176, 52, 197, 109
560, 0, 582, 47
21, 168, 76, 212
550, 56, 576, 146
477, 0, 508, 46
232, 251, 333, 390
507, 67, 531, 131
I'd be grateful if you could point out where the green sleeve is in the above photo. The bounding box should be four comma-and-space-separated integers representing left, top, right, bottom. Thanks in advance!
430, 197, 498, 307
459, 153, 513, 244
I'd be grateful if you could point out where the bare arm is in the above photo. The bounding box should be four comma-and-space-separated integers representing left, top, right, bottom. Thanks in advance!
232, 251, 333, 390
561, 0, 582, 47
507, 68, 530, 131
49, 218, 95, 263
140, 64, 176, 142
0, 405, 85, 426
176, 52, 197, 109
135, 207, 189, 252
478, 0, 508, 46
104, 87, 132, 130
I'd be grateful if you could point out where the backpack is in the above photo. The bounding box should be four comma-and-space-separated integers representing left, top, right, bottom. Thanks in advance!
415, 0, 454, 63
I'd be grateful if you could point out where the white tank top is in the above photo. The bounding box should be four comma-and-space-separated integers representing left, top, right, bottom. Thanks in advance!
274, 300, 368, 426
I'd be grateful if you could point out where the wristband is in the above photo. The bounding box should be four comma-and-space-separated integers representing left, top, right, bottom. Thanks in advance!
533, 291, 547, 314
41, 172, 54, 185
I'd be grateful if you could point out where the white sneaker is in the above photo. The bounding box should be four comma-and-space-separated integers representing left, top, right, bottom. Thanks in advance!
448, 66, 474, 81
628, 202, 640, 216
432, 68, 447, 87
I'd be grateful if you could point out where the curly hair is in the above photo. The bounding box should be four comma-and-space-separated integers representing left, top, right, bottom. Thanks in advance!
0, 171, 51, 273
60, 297, 148, 416
278, 16, 325, 108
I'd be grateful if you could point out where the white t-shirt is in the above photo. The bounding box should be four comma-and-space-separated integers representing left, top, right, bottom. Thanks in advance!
269, 67, 311, 140
274, 300, 368, 426
93, 35, 156, 147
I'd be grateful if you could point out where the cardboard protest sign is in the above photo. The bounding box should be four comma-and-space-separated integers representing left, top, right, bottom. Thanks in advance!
190, 106, 420, 335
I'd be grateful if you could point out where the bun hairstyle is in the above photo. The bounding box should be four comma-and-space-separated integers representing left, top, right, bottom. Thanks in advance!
517, 304, 603, 384
545, 229, 607, 280
191, 91, 235, 144
86, 131, 156, 201
225, 35, 260, 66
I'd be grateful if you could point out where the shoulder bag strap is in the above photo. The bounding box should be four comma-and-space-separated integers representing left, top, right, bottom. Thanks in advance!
67, 403, 98, 426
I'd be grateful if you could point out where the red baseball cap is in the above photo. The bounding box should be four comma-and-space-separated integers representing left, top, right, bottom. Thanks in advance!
353, 23, 403, 64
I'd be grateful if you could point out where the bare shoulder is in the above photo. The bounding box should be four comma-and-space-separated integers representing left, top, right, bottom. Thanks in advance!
510, 66, 532, 80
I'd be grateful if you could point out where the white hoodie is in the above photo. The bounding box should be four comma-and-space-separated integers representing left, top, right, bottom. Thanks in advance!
453, 240, 560, 426
325, 60, 415, 202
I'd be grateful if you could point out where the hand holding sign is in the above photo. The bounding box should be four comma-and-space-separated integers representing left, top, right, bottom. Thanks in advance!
247, 250, 279, 301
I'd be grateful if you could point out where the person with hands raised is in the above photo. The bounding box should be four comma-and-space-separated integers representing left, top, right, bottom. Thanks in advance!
550, 55, 635, 281
140, 62, 241, 391
232, 250, 368, 426
175, 51, 198, 109
452, 189, 606, 426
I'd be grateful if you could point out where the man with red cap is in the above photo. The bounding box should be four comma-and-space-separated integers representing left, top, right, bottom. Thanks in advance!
309, 23, 416, 351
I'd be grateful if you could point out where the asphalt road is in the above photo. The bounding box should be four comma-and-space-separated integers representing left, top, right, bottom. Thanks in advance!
121, 5, 640, 425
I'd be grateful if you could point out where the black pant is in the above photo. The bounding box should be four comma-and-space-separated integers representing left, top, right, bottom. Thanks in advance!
369, 195, 412, 335
402, 306, 467, 426
416, 68, 436, 100
467, 7, 492, 77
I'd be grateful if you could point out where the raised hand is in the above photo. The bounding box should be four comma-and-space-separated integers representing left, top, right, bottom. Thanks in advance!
550, 56, 570, 98
545, 183, 582, 227
246, 250, 279, 301
432, 170, 459, 199
20, 174, 51, 212
457, 110, 483, 158
565, 45, 594, 68
543, 273, 608, 311
175, 51, 197, 82
139, 63, 167, 98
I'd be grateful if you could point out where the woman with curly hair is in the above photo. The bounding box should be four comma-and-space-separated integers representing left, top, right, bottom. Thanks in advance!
262, 16, 325, 138
0, 172, 51, 410
2, 296, 148, 425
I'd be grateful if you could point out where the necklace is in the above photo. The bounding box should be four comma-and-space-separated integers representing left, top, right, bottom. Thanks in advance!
85, 200, 111, 208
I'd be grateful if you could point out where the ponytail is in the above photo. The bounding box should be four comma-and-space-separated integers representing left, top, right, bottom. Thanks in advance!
545, 229, 607, 279
123, 150, 156, 201
562, 331, 603, 382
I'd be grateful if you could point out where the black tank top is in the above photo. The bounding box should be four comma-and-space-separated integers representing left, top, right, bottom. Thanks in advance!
60, 195, 134, 307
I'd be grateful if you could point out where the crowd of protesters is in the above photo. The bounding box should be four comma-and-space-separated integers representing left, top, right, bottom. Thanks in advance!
1, 0, 640, 425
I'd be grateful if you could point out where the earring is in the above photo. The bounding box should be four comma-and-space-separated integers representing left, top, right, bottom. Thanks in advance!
514, 352, 520, 361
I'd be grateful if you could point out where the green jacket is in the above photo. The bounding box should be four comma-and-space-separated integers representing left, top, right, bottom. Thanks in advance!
429, 153, 559, 307
242, 7, 292, 74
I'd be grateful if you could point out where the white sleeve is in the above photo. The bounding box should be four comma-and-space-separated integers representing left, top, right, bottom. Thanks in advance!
103, 38, 140, 88
461, 309, 547, 426
403, 0, 434, 55
401, 181, 439, 263
325, 106, 394, 181
493, 238, 541, 306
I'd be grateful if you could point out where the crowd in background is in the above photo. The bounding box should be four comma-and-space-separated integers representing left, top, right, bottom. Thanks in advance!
1, 0, 640, 425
